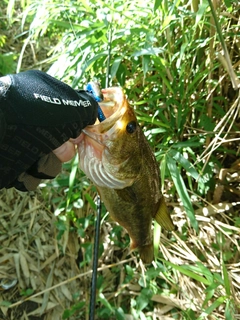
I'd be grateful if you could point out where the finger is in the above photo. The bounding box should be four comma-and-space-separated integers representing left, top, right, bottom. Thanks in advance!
53, 140, 77, 162
69, 132, 84, 144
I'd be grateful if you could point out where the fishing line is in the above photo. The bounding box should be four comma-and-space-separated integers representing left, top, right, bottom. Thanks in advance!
105, 22, 113, 88
88, 23, 112, 317
65, 8, 106, 124
65, 8, 112, 319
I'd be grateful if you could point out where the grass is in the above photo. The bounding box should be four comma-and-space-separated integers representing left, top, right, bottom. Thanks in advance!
1, 185, 239, 319
0, 0, 240, 319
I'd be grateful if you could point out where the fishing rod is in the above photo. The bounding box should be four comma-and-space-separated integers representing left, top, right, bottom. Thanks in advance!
65, 8, 111, 319
85, 82, 105, 320
89, 195, 102, 320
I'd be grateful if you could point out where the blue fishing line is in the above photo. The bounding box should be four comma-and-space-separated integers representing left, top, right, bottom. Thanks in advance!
86, 82, 106, 122
97, 106, 106, 122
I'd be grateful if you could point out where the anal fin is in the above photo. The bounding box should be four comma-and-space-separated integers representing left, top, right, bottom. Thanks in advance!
155, 197, 174, 231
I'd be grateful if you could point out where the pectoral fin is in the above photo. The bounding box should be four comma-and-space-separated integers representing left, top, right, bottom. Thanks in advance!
115, 187, 137, 203
155, 197, 174, 231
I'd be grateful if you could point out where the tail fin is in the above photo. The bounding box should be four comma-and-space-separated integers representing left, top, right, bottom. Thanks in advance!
138, 244, 154, 264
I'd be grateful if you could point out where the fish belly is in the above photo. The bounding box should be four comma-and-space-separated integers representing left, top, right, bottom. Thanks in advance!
98, 185, 155, 264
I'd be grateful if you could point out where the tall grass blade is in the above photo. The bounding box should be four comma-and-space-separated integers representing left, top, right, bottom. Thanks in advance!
166, 155, 198, 231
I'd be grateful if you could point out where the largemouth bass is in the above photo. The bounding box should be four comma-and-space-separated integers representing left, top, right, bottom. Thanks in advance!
77, 87, 174, 264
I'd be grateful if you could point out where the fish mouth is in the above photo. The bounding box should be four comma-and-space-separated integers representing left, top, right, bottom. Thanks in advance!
75, 88, 134, 189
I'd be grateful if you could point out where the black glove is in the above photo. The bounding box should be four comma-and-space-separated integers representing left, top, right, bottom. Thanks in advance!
0, 70, 98, 191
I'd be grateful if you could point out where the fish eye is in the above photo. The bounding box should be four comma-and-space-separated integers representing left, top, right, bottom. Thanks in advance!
126, 121, 137, 134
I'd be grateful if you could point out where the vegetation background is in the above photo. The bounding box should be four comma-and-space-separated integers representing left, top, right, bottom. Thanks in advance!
0, 0, 239, 319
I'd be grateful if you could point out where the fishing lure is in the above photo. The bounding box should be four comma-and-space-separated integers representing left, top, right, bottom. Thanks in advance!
86, 81, 106, 122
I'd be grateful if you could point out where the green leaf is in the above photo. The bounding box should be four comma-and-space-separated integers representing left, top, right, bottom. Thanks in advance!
62, 301, 85, 319
98, 292, 114, 312
154, 0, 162, 12
66, 154, 79, 208
7, 0, 15, 22
0, 53, 17, 74
222, 260, 231, 296
111, 57, 122, 79
133, 47, 163, 57
169, 150, 203, 183
136, 110, 170, 128
145, 128, 167, 136
197, 296, 226, 320
142, 55, 150, 77
166, 155, 198, 231
136, 288, 153, 311
225, 299, 235, 320
162, 260, 211, 285
153, 220, 161, 259
162, 15, 176, 30
0, 300, 12, 307
224, 0, 232, 10
116, 63, 127, 86
203, 288, 215, 308
84, 192, 97, 210
195, 2, 208, 26
160, 155, 166, 193
115, 307, 126, 320
20, 288, 34, 296
183, 262, 214, 283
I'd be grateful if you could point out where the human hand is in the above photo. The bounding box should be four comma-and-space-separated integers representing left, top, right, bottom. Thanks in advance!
0, 70, 98, 191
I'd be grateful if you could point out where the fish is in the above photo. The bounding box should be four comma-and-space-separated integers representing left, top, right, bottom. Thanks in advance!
77, 87, 174, 264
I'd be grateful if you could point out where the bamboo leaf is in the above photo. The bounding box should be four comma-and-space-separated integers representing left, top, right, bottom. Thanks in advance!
154, 0, 162, 12
66, 154, 79, 208
153, 220, 161, 259
169, 150, 203, 183
197, 296, 226, 320
222, 260, 231, 297
166, 155, 198, 231
161, 260, 211, 285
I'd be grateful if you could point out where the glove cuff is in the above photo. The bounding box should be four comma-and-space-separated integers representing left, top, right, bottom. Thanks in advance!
7, 153, 62, 191
17, 172, 42, 191
27, 152, 62, 179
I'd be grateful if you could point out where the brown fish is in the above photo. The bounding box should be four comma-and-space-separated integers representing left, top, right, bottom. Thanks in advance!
77, 87, 174, 263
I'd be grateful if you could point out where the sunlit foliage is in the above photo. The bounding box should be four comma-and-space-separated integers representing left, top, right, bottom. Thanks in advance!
1, 0, 239, 319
